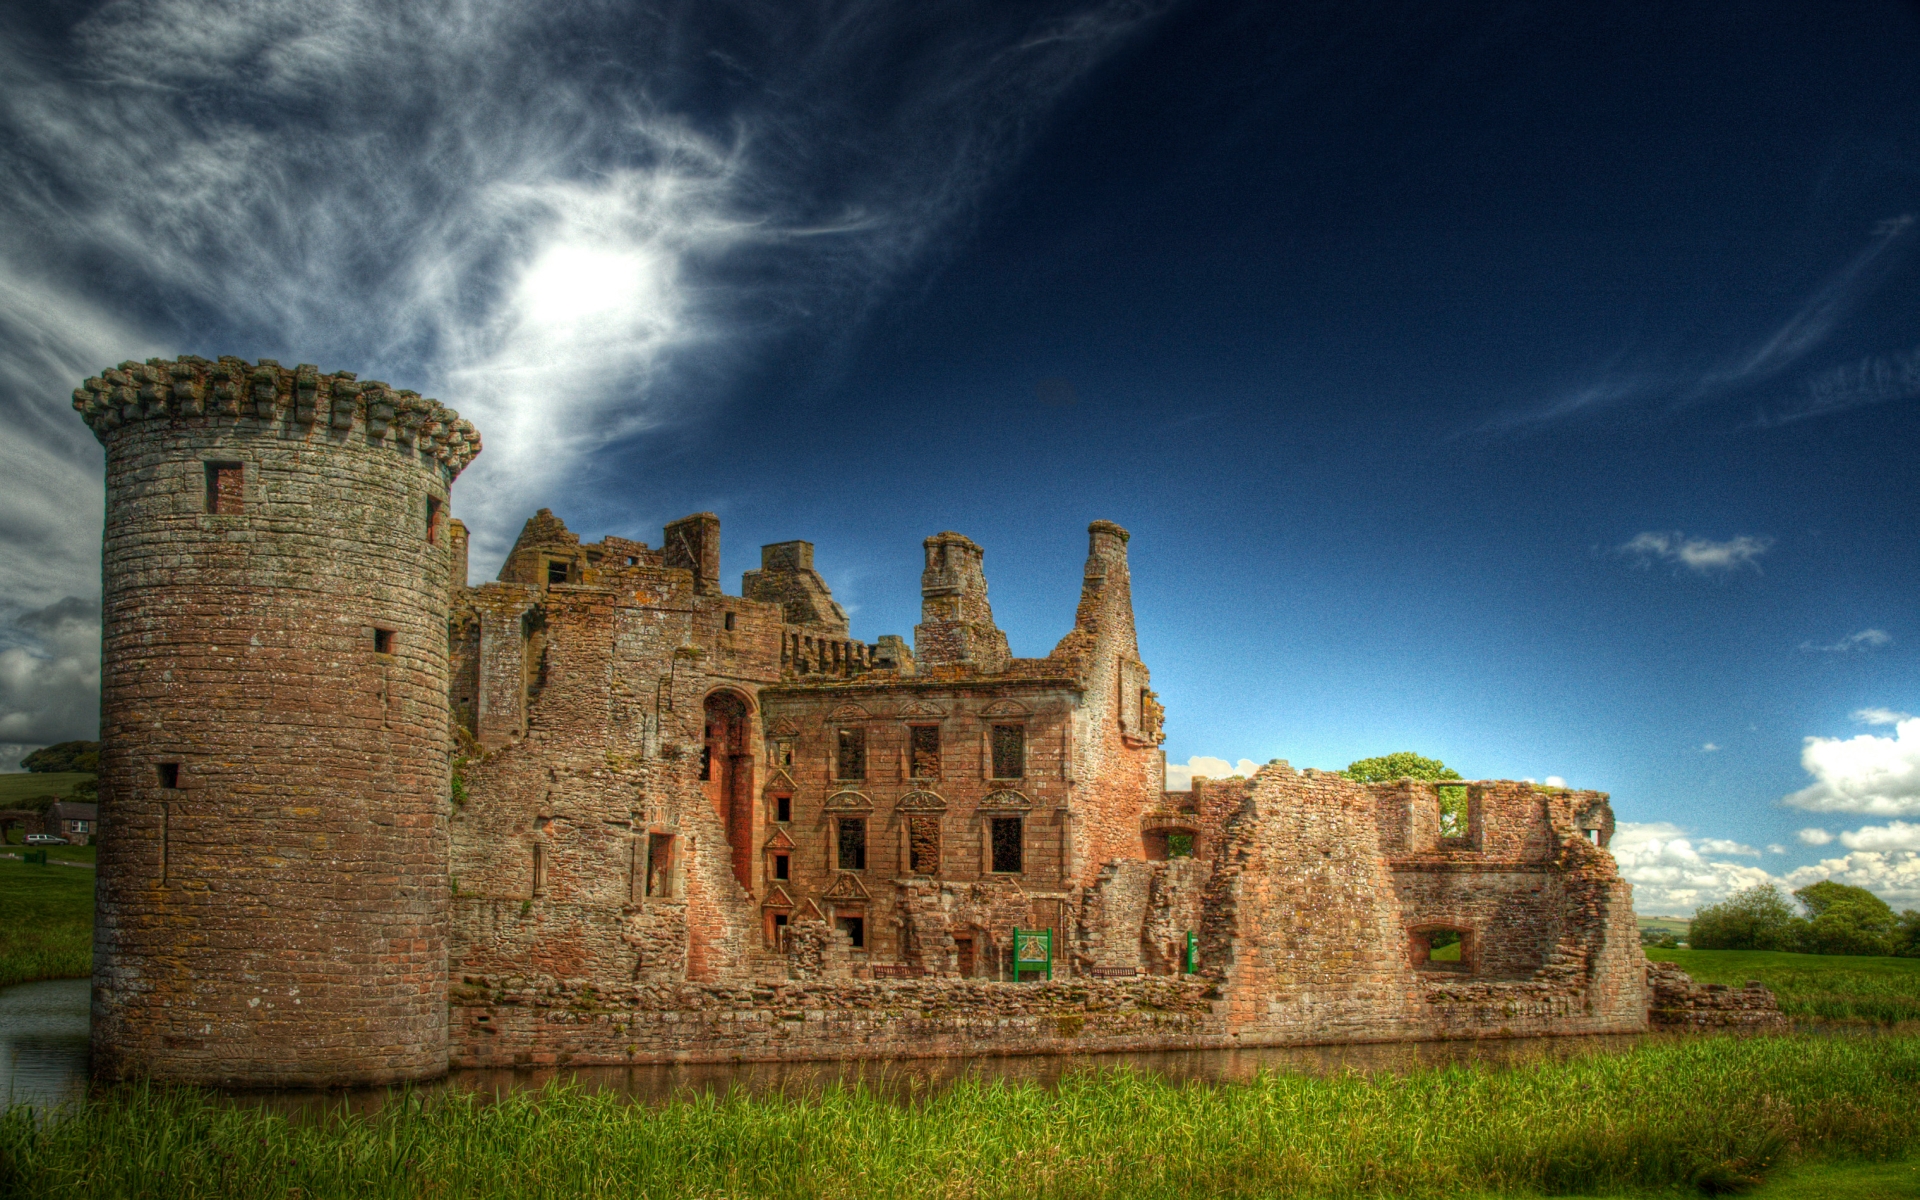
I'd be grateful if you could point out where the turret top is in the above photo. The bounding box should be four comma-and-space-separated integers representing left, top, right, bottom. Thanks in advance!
72, 355, 480, 478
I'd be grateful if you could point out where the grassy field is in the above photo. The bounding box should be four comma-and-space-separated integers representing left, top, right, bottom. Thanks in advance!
1648, 947, 1920, 1025
1638, 914, 1692, 941
0, 856, 93, 989
3, 1035, 1917, 1199
0, 773, 94, 809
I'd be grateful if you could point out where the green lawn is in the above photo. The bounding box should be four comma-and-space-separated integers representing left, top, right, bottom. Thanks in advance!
0, 772, 94, 808
0, 854, 94, 988
1638, 914, 1692, 941
4, 1035, 1917, 1199
1648, 946, 1920, 1025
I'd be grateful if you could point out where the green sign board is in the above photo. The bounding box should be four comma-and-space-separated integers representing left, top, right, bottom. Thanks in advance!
1012, 927, 1052, 982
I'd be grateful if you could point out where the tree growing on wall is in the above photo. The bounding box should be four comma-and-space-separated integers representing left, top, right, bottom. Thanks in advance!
1342, 752, 1468, 836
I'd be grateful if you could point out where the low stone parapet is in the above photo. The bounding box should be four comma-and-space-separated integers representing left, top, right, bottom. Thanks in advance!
1646, 962, 1790, 1032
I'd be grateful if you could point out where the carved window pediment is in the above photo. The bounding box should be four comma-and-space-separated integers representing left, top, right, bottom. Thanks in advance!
824, 789, 873, 812
978, 788, 1033, 811
897, 700, 946, 719
763, 768, 798, 793
896, 788, 948, 812
980, 699, 1030, 718
799, 898, 826, 922
823, 871, 871, 902
825, 703, 871, 722
763, 827, 797, 850
765, 716, 801, 738
763, 885, 795, 910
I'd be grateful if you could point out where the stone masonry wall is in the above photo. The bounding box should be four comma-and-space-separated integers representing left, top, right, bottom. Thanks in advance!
84, 357, 472, 1086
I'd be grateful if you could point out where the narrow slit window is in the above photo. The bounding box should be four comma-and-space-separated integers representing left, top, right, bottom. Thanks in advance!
426, 496, 442, 544
157, 762, 180, 789
990, 816, 1023, 873
531, 843, 546, 896
836, 727, 866, 781
910, 725, 941, 779
646, 833, 674, 898
838, 817, 867, 871
991, 725, 1025, 779
770, 912, 788, 945
724, 611, 736, 631
204, 462, 243, 514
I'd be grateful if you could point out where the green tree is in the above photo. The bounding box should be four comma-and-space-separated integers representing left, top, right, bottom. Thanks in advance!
1793, 881, 1897, 957
1689, 883, 1799, 951
20, 740, 100, 773
1341, 752, 1462, 784
1897, 909, 1920, 958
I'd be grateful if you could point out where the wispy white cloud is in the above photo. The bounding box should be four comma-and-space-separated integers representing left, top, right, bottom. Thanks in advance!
1854, 707, 1911, 726
1797, 827, 1833, 845
1165, 755, 1261, 791
1695, 837, 1761, 858
1702, 742, 1720, 752
0, 0, 1167, 583
1784, 716, 1920, 817
1617, 531, 1771, 574
1799, 629, 1892, 654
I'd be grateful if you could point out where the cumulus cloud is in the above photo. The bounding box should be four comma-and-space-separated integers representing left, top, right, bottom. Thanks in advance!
1797, 827, 1833, 845
1838, 820, 1920, 852
1618, 531, 1771, 574
1610, 821, 1781, 914
0, 0, 1167, 581
1165, 755, 1261, 791
1783, 849, 1920, 907
1766, 844, 1787, 855
0, 596, 101, 750
1784, 716, 1920, 816
1799, 629, 1892, 653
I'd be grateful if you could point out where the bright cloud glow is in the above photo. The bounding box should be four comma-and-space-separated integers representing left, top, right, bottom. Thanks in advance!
1785, 716, 1920, 816
1839, 820, 1920, 852
1165, 755, 1262, 791
1610, 821, 1781, 913
1800, 629, 1893, 653
1702, 743, 1720, 752
1797, 827, 1834, 845
1855, 708, 1911, 726
1618, 531, 1772, 573
1783, 850, 1920, 907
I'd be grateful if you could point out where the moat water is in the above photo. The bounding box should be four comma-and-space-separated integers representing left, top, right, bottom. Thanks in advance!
4, 978, 1653, 1115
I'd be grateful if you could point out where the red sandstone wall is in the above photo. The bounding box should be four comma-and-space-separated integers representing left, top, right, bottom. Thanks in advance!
83, 357, 473, 1086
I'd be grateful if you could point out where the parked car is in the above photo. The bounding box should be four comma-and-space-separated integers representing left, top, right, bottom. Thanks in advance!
25, 833, 69, 845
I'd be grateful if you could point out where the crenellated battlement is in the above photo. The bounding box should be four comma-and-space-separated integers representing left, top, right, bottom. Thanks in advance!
71, 355, 480, 478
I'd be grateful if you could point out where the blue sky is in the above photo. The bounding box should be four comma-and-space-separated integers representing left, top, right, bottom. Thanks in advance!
1, 1, 1917, 912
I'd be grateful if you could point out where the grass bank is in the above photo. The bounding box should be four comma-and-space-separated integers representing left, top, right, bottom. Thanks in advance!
0, 857, 93, 989
5, 1035, 1919, 1199
0, 773, 94, 810
1648, 947, 1920, 1025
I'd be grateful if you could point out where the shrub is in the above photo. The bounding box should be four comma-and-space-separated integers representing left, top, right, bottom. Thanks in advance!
1690, 884, 1800, 951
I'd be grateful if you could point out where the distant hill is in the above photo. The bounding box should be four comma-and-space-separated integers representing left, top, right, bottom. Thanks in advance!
0, 772, 96, 813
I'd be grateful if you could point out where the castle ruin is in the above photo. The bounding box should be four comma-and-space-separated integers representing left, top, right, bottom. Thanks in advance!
73, 355, 1680, 1088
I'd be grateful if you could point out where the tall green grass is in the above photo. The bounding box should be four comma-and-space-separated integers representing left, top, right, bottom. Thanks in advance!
5, 1035, 1918, 1199
0, 857, 93, 988
1649, 948, 1920, 1025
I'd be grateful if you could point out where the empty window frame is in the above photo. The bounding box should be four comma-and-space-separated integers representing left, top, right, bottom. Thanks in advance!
1416, 928, 1469, 970
837, 817, 867, 871
531, 843, 546, 896
547, 560, 569, 586
157, 763, 181, 789
645, 833, 675, 898
835, 727, 866, 781
990, 816, 1023, 874
1438, 784, 1468, 839
773, 852, 790, 881
909, 725, 941, 778
773, 794, 792, 823
836, 914, 866, 949
426, 496, 442, 544
991, 725, 1025, 779
772, 738, 794, 768
204, 462, 243, 514
724, 611, 736, 631
373, 628, 394, 655
908, 815, 941, 875
770, 911, 789, 946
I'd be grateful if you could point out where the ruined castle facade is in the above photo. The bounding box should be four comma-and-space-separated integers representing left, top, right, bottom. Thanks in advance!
75, 357, 1656, 1088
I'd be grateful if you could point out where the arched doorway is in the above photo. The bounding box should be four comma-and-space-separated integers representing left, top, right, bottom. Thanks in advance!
702, 691, 754, 892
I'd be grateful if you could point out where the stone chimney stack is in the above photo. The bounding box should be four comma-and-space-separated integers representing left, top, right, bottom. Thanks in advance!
663, 512, 721, 594
913, 531, 1010, 674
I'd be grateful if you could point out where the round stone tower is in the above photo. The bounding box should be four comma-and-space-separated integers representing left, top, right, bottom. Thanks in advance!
74, 357, 480, 1086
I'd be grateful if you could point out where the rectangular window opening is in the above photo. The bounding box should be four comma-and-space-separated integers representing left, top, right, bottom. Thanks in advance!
426, 496, 442, 544
836, 914, 866, 949
770, 912, 789, 946
157, 762, 181, 789
773, 739, 794, 768
773, 853, 790, 881
991, 725, 1025, 779
990, 816, 1023, 874
374, 628, 394, 655
531, 843, 546, 896
774, 794, 792, 823
908, 815, 941, 875
646, 833, 674, 898
724, 611, 736, 631
1419, 929, 1467, 970
835, 727, 866, 781
1438, 785, 1468, 839
204, 462, 244, 515
547, 560, 569, 586
838, 817, 867, 871
910, 725, 941, 779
